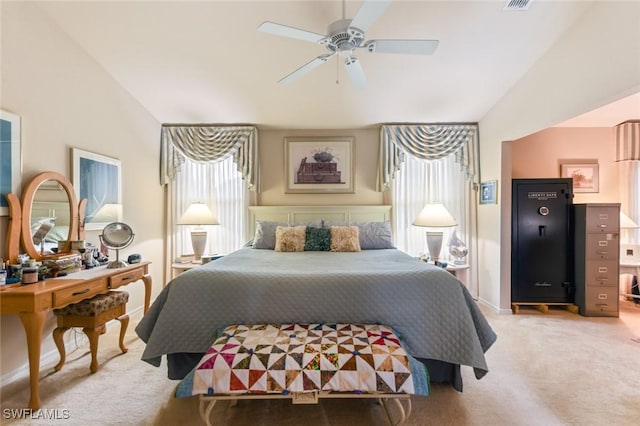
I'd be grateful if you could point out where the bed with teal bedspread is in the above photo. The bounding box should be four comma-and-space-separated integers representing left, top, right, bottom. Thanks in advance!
135, 248, 496, 386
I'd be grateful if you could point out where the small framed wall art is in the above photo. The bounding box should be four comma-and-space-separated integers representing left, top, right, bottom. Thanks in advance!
284, 136, 354, 194
560, 162, 599, 193
479, 180, 498, 205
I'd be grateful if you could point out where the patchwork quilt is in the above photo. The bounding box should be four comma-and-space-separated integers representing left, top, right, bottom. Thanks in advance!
175, 323, 430, 397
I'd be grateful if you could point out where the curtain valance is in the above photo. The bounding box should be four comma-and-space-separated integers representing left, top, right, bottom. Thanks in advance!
616, 120, 640, 161
160, 125, 259, 191
377, 123, 480, 191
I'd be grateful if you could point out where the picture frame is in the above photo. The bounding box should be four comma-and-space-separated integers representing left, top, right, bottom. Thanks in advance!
0, 110, 22, 216
479, 180, 498, 205
72, 148, 122, 230
284, 137, 354, 194
560, 162, 599, 193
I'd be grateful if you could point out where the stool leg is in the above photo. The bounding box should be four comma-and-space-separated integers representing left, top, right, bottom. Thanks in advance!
117, 314, 129, 354
52, 327, 70, 372
83, 324, 105, 374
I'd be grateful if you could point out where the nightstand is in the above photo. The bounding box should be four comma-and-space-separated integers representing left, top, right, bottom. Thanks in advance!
171, 262, 200, 279
171, 255, 226, 279
445, 263, 470, 287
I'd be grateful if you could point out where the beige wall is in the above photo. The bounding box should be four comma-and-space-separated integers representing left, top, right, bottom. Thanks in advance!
479, 1, 640, 312
257, 129, 384, 206
1, 3, 164, 381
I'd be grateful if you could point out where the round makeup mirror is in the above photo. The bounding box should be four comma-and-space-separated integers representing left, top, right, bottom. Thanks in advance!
99, 222, 134, 268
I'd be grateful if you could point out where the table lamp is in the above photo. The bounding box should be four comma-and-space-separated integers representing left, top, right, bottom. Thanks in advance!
92, 203, 123, 224
413, 203, 457, 262
178, 202, 219, 262
620, 211, 639, 229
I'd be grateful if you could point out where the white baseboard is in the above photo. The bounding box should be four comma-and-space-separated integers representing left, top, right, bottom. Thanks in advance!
0, 305, 143, 387
477, 297, 513, 315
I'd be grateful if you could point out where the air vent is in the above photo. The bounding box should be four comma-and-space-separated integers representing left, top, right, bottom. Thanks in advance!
504, 0, 534, 11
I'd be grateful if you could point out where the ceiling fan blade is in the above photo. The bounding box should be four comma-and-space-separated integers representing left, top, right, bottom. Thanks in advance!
278, 54, 334, 85
366, 39, 439, 55
349, 0, 393, 32
258, 21, 326, 43
344, 56, 367, 91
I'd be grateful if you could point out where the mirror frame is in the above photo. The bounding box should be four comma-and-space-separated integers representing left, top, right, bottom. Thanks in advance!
19, 172, 80, 261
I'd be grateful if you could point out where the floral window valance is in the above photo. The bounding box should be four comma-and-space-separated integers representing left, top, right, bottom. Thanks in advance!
377, 123, 480, 191
160, 124, 259, 191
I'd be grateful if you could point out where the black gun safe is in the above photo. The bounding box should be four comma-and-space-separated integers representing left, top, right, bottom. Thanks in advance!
511, 179, 574, 303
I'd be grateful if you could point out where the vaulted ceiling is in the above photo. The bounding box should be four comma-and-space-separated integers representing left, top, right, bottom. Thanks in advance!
37, 1, 637, 129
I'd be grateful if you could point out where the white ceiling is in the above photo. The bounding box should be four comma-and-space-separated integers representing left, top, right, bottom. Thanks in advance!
36, 0, 638, 129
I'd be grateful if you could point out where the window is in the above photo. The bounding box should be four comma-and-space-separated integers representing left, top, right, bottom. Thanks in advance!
392, 154, 472, 257
173, 156, 248, 257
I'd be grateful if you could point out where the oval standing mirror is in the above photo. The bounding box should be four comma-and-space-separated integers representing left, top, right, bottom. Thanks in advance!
20, 172, 79, 261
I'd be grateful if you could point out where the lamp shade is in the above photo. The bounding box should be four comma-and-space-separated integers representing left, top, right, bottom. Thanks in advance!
92, 203, 123, 223
620, 211, 639, 229
178, 203, 219, 226
413, 203, 457, 228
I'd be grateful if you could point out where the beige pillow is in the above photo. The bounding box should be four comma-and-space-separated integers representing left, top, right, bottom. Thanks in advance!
330, 226, 361, 252
274, 226, 306, 252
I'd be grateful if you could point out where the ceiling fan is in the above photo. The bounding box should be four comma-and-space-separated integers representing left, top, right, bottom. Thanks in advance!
258, 0, 439, 90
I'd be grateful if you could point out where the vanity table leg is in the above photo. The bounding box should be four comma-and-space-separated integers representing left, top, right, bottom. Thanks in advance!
18, 310, 48, 410
142, 274, 152, 314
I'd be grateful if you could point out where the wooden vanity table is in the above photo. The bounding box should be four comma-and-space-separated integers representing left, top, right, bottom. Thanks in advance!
0, 262, 152, 410
1, 171, 152, 409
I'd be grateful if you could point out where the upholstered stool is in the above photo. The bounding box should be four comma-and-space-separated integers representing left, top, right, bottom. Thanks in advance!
52, 291, 129, 373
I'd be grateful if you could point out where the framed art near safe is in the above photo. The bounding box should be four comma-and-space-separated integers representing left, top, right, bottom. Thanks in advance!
284, 137, 354, 194
479, 180, 498, 205
72, 148, 122, 230
0, 110, 21, 216
560, 162, 599, 193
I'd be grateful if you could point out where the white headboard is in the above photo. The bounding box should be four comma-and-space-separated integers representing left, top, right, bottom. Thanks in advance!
248, 205, 392, 238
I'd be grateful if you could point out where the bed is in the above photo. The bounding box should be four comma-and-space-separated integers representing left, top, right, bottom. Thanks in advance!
135, 205, 496, 392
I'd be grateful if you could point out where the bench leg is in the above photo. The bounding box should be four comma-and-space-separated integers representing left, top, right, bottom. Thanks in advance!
52, 327, 70, 372
117, 314, 129, 353
83, 324, 106, 374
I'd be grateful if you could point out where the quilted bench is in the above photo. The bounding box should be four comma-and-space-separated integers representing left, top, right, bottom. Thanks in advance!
53, 291, 129, 373
175, 323, 429, 425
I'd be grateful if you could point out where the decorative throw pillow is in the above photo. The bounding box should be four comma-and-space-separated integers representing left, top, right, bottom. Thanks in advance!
353, 221, 395, 249
304, 227, 331, 251
253, 221, 288, 249
330, 226, 361, 252
274, 226, 307, 252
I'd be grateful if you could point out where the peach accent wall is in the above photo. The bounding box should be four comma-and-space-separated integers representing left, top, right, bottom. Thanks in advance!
511, 127, 619, 204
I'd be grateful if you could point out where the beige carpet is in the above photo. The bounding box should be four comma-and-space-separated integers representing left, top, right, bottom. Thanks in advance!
2, 301, 639, 426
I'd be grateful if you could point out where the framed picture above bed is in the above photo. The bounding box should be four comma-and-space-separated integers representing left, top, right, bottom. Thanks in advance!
72, 148, 122, 230
284, 137, 354, 194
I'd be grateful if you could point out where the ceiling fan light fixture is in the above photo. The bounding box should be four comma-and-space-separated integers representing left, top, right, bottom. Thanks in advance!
258, 0, 439, 89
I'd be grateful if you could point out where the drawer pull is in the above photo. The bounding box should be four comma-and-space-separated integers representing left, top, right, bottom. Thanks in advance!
72, 288, 90, 296
119, 276, 134, 281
